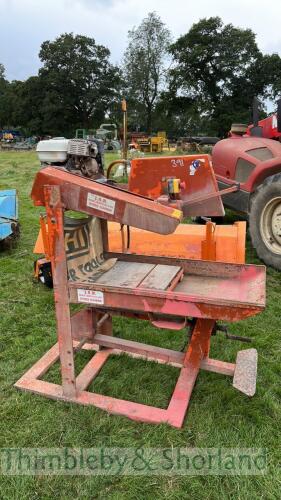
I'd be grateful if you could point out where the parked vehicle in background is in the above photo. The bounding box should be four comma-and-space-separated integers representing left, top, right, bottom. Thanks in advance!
212, 100, 281, 270
0, 190, 19, 247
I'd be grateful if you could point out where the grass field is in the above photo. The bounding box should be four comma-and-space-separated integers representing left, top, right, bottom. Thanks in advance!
0, 151, 280, 499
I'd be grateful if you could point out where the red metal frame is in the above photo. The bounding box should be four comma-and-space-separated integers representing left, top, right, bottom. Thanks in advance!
15, 170, 266, 427
16, 320, 235, 428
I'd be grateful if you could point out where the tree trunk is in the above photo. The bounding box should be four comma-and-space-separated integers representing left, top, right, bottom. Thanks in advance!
146, 106, 152, 134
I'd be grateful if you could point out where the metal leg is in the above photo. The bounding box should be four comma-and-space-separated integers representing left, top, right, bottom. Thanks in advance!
15, 318, 246, 428
167, 319, 214, 428
44, 185, 76, 398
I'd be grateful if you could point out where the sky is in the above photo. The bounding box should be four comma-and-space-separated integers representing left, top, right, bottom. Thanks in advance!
1, 0, 281, 81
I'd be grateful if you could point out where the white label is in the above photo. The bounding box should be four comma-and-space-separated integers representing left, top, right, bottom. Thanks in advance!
87, 193, 115, 215
77, 289, 104, 305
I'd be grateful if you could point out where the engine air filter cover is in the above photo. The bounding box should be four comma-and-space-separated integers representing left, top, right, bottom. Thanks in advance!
68, 139, 91, 157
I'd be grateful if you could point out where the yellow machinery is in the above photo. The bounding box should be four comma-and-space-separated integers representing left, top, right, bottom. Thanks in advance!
137, 135, 165, 153
157, 131, 169, 148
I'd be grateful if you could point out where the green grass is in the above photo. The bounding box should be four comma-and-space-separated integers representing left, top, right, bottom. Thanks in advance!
0, 151, 280, 498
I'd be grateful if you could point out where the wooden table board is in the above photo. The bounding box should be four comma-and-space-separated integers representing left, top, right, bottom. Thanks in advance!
95, 261, 155, 288
94, 261, 183, 290
139, 264, 182, 290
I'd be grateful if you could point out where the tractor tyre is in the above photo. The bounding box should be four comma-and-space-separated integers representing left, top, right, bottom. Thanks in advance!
249, 173, 281, 270
39, 262, 53, 288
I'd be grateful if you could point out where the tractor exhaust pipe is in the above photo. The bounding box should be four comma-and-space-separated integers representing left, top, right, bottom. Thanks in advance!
250, 97, 263, 137
253, 96, 260, 127
277, 98, 281, 132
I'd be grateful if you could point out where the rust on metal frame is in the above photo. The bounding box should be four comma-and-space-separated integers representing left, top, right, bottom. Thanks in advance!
14, 320, 220, 428
15, 170, 266, 428
31, 166, 182, 235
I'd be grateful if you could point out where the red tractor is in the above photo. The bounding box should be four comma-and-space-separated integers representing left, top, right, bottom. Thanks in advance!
212, 99, 281, 270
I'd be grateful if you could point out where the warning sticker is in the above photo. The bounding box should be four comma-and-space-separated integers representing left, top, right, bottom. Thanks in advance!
77, 289, 104, 305
87, 193, 116, 215
190, 159, 201, 176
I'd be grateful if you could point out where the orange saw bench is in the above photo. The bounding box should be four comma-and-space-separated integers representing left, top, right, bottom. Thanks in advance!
16, 166, 266, 428
34, 154, 246, 282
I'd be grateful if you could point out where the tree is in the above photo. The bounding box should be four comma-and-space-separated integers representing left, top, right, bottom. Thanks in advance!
123, 12, 171, 133
265, 54, 281, 99
0, 75, 48, 135
38, 33, 121, 136
0, 64, 9, 128
0, 63, 5, 80
10, 77, 47, 135
168, 17, 281, 136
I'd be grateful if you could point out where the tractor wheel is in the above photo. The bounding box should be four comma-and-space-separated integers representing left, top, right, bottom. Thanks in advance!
249, 173, 281, 270
38, 262, 53, 288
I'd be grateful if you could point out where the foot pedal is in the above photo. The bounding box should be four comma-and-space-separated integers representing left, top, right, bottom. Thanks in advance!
233, 349, 257, 397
